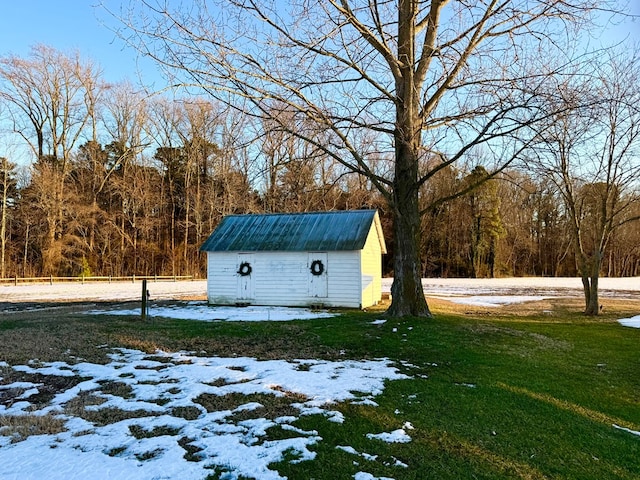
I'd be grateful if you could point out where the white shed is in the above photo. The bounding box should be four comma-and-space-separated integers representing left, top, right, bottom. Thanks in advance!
199, 210, 387, 309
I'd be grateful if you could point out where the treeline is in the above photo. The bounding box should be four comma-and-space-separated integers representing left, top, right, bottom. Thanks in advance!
420, 168, 640, 279
0, 122, 384, 278
1, 46, 639, 279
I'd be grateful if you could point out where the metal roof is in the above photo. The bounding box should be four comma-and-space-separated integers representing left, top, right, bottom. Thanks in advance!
200, 210, 386, 253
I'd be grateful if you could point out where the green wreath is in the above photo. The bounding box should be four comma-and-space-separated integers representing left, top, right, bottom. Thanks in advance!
310, 259, 325, 276
238, 261, 252, 276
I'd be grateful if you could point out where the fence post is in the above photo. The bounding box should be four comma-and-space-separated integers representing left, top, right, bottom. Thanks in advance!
141, 279, 148, 320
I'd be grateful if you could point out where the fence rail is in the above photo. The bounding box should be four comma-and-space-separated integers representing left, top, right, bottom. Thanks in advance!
0, 275, 196, 286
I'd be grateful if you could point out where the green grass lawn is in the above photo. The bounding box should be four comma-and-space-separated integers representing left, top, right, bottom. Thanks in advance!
1, 299, 639, 479
267, 307, 640, 479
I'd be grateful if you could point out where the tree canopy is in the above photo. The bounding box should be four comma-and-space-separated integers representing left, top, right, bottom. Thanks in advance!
110, 0, 626, 316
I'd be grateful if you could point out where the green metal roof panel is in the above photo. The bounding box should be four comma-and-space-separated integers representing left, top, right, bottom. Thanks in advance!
200, 210, 379, 252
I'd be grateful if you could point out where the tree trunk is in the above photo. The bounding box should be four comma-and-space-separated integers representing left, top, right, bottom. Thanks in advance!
470, 214, 481, 278
120, 212, 126, 276
580, 273, 591, 312
0, 162, 7, 278
90, 197, 98, 254
23, 222, 30, 277
387, 119, 431, 316
387, 187, 431, 317
171, 200, 176, 276
583, 253, 602, 315
488, 238, 496, 279
386, 0, 431, 318
183, 193, 190, 270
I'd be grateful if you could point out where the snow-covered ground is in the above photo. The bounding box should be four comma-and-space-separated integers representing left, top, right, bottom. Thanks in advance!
1, 276, 638, 323
1, 277, 639, 479
88, 303, 337, 322
391, 276, 640, 299
2, 276, 638, 305
0, 348, 409, 480
0, 280, 208, 304
618, 315, 640, 328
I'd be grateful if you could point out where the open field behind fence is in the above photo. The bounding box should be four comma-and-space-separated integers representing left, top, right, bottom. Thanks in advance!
0, 278, 207, 304
1, 277, 638, 307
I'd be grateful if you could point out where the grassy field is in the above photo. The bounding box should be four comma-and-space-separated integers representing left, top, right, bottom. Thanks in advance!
1, 296, 639, 479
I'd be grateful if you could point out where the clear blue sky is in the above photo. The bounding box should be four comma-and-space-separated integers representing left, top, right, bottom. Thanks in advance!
1, 1, 638, 87
0, 1, 162, 86
0, 1, 637, 169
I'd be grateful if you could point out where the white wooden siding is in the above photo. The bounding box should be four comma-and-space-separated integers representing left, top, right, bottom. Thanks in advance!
206, 252, 239, 304
325, 251, 361, 307
206, 250, 362, 307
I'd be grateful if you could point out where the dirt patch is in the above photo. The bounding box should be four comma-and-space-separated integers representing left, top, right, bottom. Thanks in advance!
194, 391, 309, 421
0, 368, 87, 407
429, 296, 640, 320
0, 301, 344, 366
0, 412, 67, 443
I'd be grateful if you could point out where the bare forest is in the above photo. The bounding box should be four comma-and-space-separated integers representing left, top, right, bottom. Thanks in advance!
0, 42, 639, 283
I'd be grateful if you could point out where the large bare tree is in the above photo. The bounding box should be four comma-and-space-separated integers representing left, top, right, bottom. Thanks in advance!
0, 45, 102, 166
107, 0, 615, 316
534, 48, 640, 315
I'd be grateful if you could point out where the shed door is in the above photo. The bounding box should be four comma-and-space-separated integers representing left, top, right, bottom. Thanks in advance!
308, 252, 328, 298
237, 253, 254, 301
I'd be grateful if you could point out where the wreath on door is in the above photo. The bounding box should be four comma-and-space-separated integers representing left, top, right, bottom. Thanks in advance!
237, 261, 252, 276
310, 259, 325, 276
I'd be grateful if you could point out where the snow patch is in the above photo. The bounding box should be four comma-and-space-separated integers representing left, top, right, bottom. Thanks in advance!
0, 348, 407, 480
354, 472, 396, 480
366, 428, 412, 444
614, 424, 640, 436
618, 315, 640, 329
87, 303, 335, 322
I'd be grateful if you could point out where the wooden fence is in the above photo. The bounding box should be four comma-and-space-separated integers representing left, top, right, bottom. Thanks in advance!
0, 275, 196, 286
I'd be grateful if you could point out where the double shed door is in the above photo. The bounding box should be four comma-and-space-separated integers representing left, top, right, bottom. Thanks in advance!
236, 252, 328, 301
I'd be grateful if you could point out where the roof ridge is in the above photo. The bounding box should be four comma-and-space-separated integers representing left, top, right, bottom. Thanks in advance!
223, 209, 376, 218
